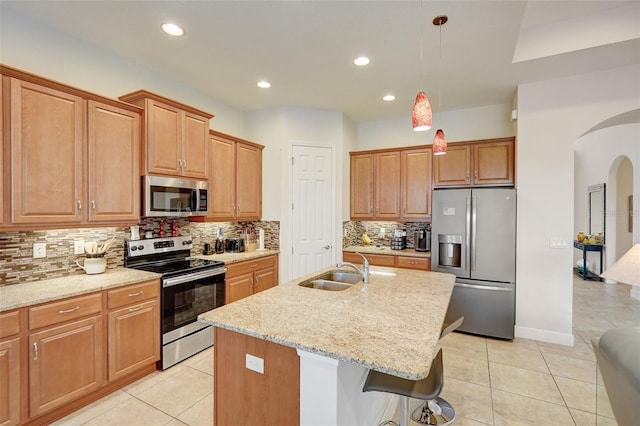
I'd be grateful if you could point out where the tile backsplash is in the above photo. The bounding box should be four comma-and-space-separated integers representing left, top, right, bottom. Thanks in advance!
343, 220, 430, 248
0, 220, 280, 286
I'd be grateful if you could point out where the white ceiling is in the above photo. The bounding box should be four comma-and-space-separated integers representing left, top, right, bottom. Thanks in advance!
2, 0, 639, 123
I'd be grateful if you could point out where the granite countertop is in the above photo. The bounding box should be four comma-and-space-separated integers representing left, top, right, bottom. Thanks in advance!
192, 249, 279, 264
0, 268, 161, 312
343, 245, 431, 258
199, 266, 455, 380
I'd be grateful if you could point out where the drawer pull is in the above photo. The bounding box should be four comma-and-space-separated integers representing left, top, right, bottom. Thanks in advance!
250, 264, 258, 268
128, 305, 144, 313
409, 261, 417, 264
58, 306, 80, 314
128, 291, 144, 297
33, 342, 38, 360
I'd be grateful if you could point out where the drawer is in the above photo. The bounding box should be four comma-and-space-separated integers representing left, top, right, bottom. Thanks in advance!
29, 293, 102, 330
343, 252, 395, 267
226, 255, 277, 278
0, 310, 20, 339
396, 256, 431, 271
108, 280, 160, 310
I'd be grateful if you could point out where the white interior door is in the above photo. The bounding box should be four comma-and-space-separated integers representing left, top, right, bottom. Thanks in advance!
291, 144, 335, 280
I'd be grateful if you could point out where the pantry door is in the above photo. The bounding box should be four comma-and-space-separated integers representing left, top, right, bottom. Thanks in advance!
290, 145, 335, 280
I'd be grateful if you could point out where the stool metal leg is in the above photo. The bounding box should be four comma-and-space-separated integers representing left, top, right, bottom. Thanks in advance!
410, 397, 456, 426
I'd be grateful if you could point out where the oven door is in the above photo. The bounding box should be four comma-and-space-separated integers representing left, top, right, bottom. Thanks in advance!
161, 267, 225, 338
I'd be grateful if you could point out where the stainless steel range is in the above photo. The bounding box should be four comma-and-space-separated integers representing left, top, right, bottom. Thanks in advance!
124, 235, 225, 369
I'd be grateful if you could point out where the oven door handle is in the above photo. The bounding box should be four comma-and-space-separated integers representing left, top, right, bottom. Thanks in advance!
163, 267, 227, 288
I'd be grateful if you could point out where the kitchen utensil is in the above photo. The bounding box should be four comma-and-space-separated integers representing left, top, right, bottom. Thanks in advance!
84, 241, 95, 255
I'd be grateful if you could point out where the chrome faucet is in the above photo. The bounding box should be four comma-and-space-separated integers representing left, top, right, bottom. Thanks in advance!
337, 252, 369, 284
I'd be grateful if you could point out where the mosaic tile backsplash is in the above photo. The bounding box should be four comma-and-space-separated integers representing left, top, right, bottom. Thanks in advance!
0, 220, 280, 286
343, 220, 430, 248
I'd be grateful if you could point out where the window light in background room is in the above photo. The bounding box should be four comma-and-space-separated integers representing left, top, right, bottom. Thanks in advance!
432, 15, 448, 155
412, 1, 432, 131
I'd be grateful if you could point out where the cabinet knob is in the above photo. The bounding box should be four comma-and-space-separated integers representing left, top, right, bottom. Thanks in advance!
91, 200, 96, 211
77, 200, 82, 213
466, 173, 470, 182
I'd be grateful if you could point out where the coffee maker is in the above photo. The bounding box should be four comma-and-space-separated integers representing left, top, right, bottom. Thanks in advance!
414, 226, 431, 252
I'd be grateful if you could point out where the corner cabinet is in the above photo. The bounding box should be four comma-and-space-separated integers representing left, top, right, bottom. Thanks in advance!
433, 137, 515, 187
350, 151, 401, 220
206, 130, 263, 221
118, 90, 212, 179
225, 255, 278, 304
1, 66, 142, 227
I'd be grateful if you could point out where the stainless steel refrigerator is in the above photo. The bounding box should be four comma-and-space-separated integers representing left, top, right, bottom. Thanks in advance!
431, 188, 516, 339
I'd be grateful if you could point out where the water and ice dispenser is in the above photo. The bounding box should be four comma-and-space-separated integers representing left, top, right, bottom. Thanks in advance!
437, 234, 462, 268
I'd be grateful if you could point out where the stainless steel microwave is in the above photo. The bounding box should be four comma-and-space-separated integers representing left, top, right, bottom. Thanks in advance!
143, 175, 208, 217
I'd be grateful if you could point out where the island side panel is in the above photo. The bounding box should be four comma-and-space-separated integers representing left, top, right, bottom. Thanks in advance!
214, 327, 300, 424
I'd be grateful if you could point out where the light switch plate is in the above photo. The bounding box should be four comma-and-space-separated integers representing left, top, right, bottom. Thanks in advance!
33, 242, 47, 258
549, 238, 570, 249
74, 240, 85, 255
245, 354, 264, 374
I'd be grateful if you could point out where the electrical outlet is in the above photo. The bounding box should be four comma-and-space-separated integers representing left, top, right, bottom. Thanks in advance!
245, 354, 264, 374
33, 242, 47, 259
379, 228, 385, 238
74, 240, 85, 255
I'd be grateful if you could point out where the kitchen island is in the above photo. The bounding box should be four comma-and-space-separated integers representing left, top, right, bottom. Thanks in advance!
199, 266, 455, 425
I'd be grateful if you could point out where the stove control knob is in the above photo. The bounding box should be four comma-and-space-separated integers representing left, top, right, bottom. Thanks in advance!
183, 240, 192, 245
131, 246, 137, 251
137, 245, 144, 251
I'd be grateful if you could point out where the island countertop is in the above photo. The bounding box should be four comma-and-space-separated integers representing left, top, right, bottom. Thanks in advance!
199, 266, 455, 380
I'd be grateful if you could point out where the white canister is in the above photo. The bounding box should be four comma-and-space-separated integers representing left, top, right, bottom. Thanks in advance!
76, 257, 107, 275
130, 225, 140, 241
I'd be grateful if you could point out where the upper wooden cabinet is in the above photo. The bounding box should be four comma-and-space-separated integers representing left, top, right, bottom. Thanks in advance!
401, 148, 432, 220
119, 90, 212, 179
350, 151, 401, 220
433, 137, 515, 187
206, 130, 263, 221
1, 66, 142, 227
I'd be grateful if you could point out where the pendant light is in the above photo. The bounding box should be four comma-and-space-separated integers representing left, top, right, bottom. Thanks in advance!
432, 15, 448, 155
412, 1, 432, 131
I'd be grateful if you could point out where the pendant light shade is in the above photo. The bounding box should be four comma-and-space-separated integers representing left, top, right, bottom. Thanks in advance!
412, 91, 432, 131
432, 128, 447, 155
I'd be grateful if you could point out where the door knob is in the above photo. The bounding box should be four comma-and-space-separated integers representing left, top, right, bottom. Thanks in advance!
323, 245, 332, 250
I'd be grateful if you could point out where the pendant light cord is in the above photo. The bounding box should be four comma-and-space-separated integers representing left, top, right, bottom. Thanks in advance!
420, 0, 424, 90
438, 18, 442, 119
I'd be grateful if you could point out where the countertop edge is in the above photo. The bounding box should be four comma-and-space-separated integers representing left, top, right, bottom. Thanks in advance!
343, 245, 431, 258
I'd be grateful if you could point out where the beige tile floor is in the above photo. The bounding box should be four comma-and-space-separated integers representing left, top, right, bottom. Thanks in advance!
54, 276, 639, 425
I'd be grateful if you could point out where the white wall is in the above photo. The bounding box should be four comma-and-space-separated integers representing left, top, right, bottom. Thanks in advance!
574, 124, 639, 273
0, 7, 248, 137
246, 106, 352, 282
357, 103, 515, 150
516, 65, 640, 345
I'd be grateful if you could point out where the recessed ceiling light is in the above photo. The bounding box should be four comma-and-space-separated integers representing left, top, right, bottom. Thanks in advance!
382, 95, 396, 101
257, 81, 271, 89
353, 56, 370, 66
161, 23, 184, 37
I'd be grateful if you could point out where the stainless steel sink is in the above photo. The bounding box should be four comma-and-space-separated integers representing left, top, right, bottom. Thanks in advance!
297, 269, 362, 291
298, 279, 352, 291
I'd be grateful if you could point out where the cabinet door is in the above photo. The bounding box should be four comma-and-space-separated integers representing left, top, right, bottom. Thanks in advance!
182, 112, 209, 179
236, 142, 262, 220
473, 141, 514, 186
0, 338, 20, 426
350, 154, 374, 218
0, 79, 4, 227
254, 267, 277, 294
146, 99, 182, 176
29, 316, 103, 417
208, 135, 235, 219
433, 144, 472, 187
87, 101, 140, 222
108, 299, 160, 381
10, 79, 84, 224
375, 152, 401, 219
401, 148, 432, 220
226, 273, 254, 304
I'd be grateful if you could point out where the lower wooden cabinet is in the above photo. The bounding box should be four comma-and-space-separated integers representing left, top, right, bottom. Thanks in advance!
28, 315, 104, 417
225, 255, 279, 304
0, 310, 21, 426
343, 251, 430, 271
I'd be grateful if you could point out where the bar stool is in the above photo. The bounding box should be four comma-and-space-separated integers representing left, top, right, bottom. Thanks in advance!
362, 316, 464, 426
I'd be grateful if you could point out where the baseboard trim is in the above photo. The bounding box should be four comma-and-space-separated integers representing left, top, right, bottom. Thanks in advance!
515, 325, 574, 346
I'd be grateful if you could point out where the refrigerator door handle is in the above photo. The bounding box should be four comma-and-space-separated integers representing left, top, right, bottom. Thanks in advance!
465, 195, 471, 272
455, 282, 513, 292
471, 195, 477, 272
